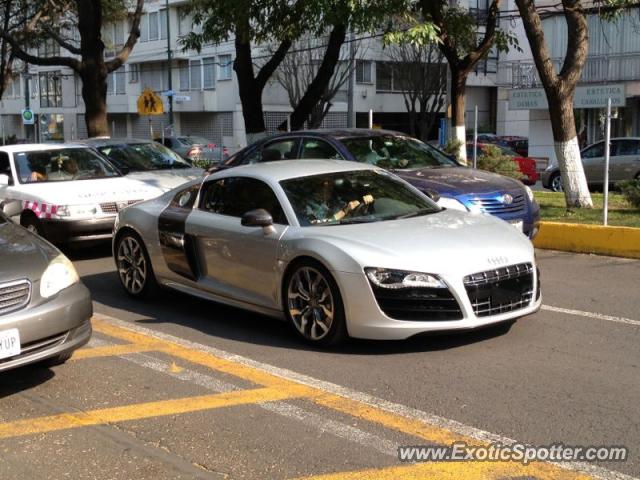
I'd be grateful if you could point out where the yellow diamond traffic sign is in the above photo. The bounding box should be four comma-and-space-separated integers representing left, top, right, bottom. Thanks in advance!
137, 88, 164, 116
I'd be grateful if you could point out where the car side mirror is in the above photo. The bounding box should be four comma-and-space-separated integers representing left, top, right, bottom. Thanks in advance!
0, 173, 10, 186
241, 208, 273, 228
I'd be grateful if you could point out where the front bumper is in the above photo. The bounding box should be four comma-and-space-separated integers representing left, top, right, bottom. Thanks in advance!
41, 216, 116, 243
334, 269, 541, 341
0, 282, 93, 371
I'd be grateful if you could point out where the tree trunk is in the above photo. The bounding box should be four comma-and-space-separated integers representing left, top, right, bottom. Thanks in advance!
234, 36, 267, 141
77, 0, 110, 138
515, 0, 592, 208
450, 69, 468, 164
283, 24, 347, 130
547, 87, 592, 207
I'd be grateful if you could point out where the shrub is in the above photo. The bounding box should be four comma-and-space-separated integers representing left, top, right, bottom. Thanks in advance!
443, 138, 464, 163
617, 179, 640, 208
476, 144, 522, 180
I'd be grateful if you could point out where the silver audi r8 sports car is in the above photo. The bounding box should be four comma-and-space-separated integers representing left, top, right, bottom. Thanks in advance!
113, 160, 541, 346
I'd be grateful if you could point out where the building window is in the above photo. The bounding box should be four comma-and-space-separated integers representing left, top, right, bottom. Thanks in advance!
218, 54, 233, 80
141, 9, 167, 42
103, 21, 125, 57
375, 62, 394, 92
4, 74, 21, 98
141, 62, 167, 91
128, 63, 139, 83
203, 57, 216, 89
356, 60, 372, 84
179, 60, 203, 91
37, 38, 60, 58
107, 66, 126, 95
39, 71, 62, 108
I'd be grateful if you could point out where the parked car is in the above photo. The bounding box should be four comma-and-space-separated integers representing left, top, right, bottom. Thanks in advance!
157, 135, 229, 165
114, 160, 541, 346
80, 138, 203, 192
0, 144, 163, 243
541, 137, 640, 192
215, 129, 540, 238
0, 211, 92, 371
472, 134, 529, 157
466, 142, 539, 185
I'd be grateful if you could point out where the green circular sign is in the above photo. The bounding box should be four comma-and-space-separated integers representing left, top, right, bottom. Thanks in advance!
22, 110, 33, 121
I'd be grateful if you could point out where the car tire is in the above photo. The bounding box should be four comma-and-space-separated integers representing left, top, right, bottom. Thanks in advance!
283, 259, 347, 347
21, 213, 45, 237
549, 172, 563, 192
114, 230, 159, 298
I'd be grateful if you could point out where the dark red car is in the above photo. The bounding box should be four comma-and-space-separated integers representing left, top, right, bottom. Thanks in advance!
467, 142, 539, 185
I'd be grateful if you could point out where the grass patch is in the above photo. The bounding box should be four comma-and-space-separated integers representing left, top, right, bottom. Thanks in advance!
534, 191, 640, 228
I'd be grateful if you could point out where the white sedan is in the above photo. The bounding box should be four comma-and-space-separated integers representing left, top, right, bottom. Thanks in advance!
113, 160, 541, 346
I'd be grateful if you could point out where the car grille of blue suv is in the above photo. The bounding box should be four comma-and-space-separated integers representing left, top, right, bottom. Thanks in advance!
468, 192, 526, 215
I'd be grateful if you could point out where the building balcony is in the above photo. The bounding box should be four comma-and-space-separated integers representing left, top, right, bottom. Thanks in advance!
500, 53, 640, 88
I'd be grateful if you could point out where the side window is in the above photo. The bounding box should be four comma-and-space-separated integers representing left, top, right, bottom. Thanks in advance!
200, 177, 288, 224
163, 138, 173, 148
0, 152, 13, 184
615, 140, 639, 156
582, 142, 605, 159
171, 183, 199, 209
261, 139, 299, 162
300, 139, 342, 159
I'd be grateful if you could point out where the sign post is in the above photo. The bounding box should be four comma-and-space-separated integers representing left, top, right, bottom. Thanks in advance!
603, 98, 612, 226
473, 105, 478, 169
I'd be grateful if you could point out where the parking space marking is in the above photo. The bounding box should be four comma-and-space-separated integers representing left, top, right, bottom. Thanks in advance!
90, 314, 635, 480
542, 305, 640, 327
0, 386, 311, 440
296, 460, 593, 480
71, 343, 158, 360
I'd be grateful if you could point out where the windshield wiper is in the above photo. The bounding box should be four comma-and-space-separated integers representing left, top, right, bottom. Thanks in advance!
337, 217, 377, 225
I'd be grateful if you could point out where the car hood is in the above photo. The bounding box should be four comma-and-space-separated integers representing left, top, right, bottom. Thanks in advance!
0, 219, 59, 281
394, 167, 523, 196
12, 177, 163, 205
124, 168, 203, 192
298, 210, 534, 276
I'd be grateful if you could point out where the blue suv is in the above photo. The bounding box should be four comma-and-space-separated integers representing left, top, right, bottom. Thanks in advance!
219, 129, 540, 238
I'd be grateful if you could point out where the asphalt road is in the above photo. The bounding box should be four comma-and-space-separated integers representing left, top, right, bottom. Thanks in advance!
0, 243, 638, 479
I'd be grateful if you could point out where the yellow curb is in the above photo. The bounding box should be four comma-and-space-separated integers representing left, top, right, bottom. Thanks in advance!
533, 221, 640, 259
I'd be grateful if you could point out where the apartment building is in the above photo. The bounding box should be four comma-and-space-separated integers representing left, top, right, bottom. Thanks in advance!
0, 0, 498, 150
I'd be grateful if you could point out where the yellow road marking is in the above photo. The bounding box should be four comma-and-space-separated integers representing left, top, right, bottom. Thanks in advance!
71, 343, 158, 360
90, 319, 597, 480
0, 386, 310, 440
296, 460, 592, 480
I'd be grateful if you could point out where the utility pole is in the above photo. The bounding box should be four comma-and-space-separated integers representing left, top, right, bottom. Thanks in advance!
165, 0, 174, 132
23, 65, 31, 141
346, 30, 355, 128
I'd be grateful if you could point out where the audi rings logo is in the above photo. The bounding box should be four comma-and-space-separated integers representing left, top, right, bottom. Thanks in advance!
500, 194, 514, 205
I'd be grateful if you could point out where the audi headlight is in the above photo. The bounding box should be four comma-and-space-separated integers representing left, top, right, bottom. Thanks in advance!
365, 268, 446, 289
40, 254, 79, 298
436, 196, 469, 212
524, 185, 534, 203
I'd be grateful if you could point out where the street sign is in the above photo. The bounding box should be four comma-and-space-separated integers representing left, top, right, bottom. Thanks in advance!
174, 95, 191, 102
508, 84, 626, 110
137, 88, 164, 116
161, 90, 175, 97
21, 108, 35, 125
439, 118, 447, 147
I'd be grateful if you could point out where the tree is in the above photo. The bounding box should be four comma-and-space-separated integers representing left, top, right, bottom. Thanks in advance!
0, 0, 144, 137
271, 35, 361, 129
385, 40, 446, 141
0, 1, 14, 100
420, 1, 515, 164
183, 0, 308, 144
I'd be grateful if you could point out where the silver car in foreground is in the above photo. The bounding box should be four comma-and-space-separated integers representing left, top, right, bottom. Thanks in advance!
113, 160, 541, 346
0, 212, 92, 370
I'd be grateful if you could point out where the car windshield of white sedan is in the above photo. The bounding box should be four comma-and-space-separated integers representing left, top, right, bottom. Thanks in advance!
281, 170, 440, 226
341, 136, 458, 170
14, 148, 120, 184
98, 143, 191, 171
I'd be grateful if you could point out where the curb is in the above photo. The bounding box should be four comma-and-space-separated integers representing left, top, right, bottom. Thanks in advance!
533, 221, 640, 259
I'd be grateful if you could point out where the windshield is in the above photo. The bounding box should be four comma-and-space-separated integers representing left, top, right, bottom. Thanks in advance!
178, 136, 212, 146
281, 170, 440, 226
98, 142, 191, 171
14, 148, 120, 184
341, 135, 458, 170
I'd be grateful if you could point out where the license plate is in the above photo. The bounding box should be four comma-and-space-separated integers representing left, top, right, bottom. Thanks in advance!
508, 219, 524, 232
0, 328, 21, 360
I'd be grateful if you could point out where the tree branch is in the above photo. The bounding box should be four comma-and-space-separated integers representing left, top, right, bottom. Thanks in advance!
0, 30, 81, 70
105, 0, 143, 73
43, 26, 81, 55
256, 38, 292, 90
558, 0, 588, 88
461, 0, 501, 73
